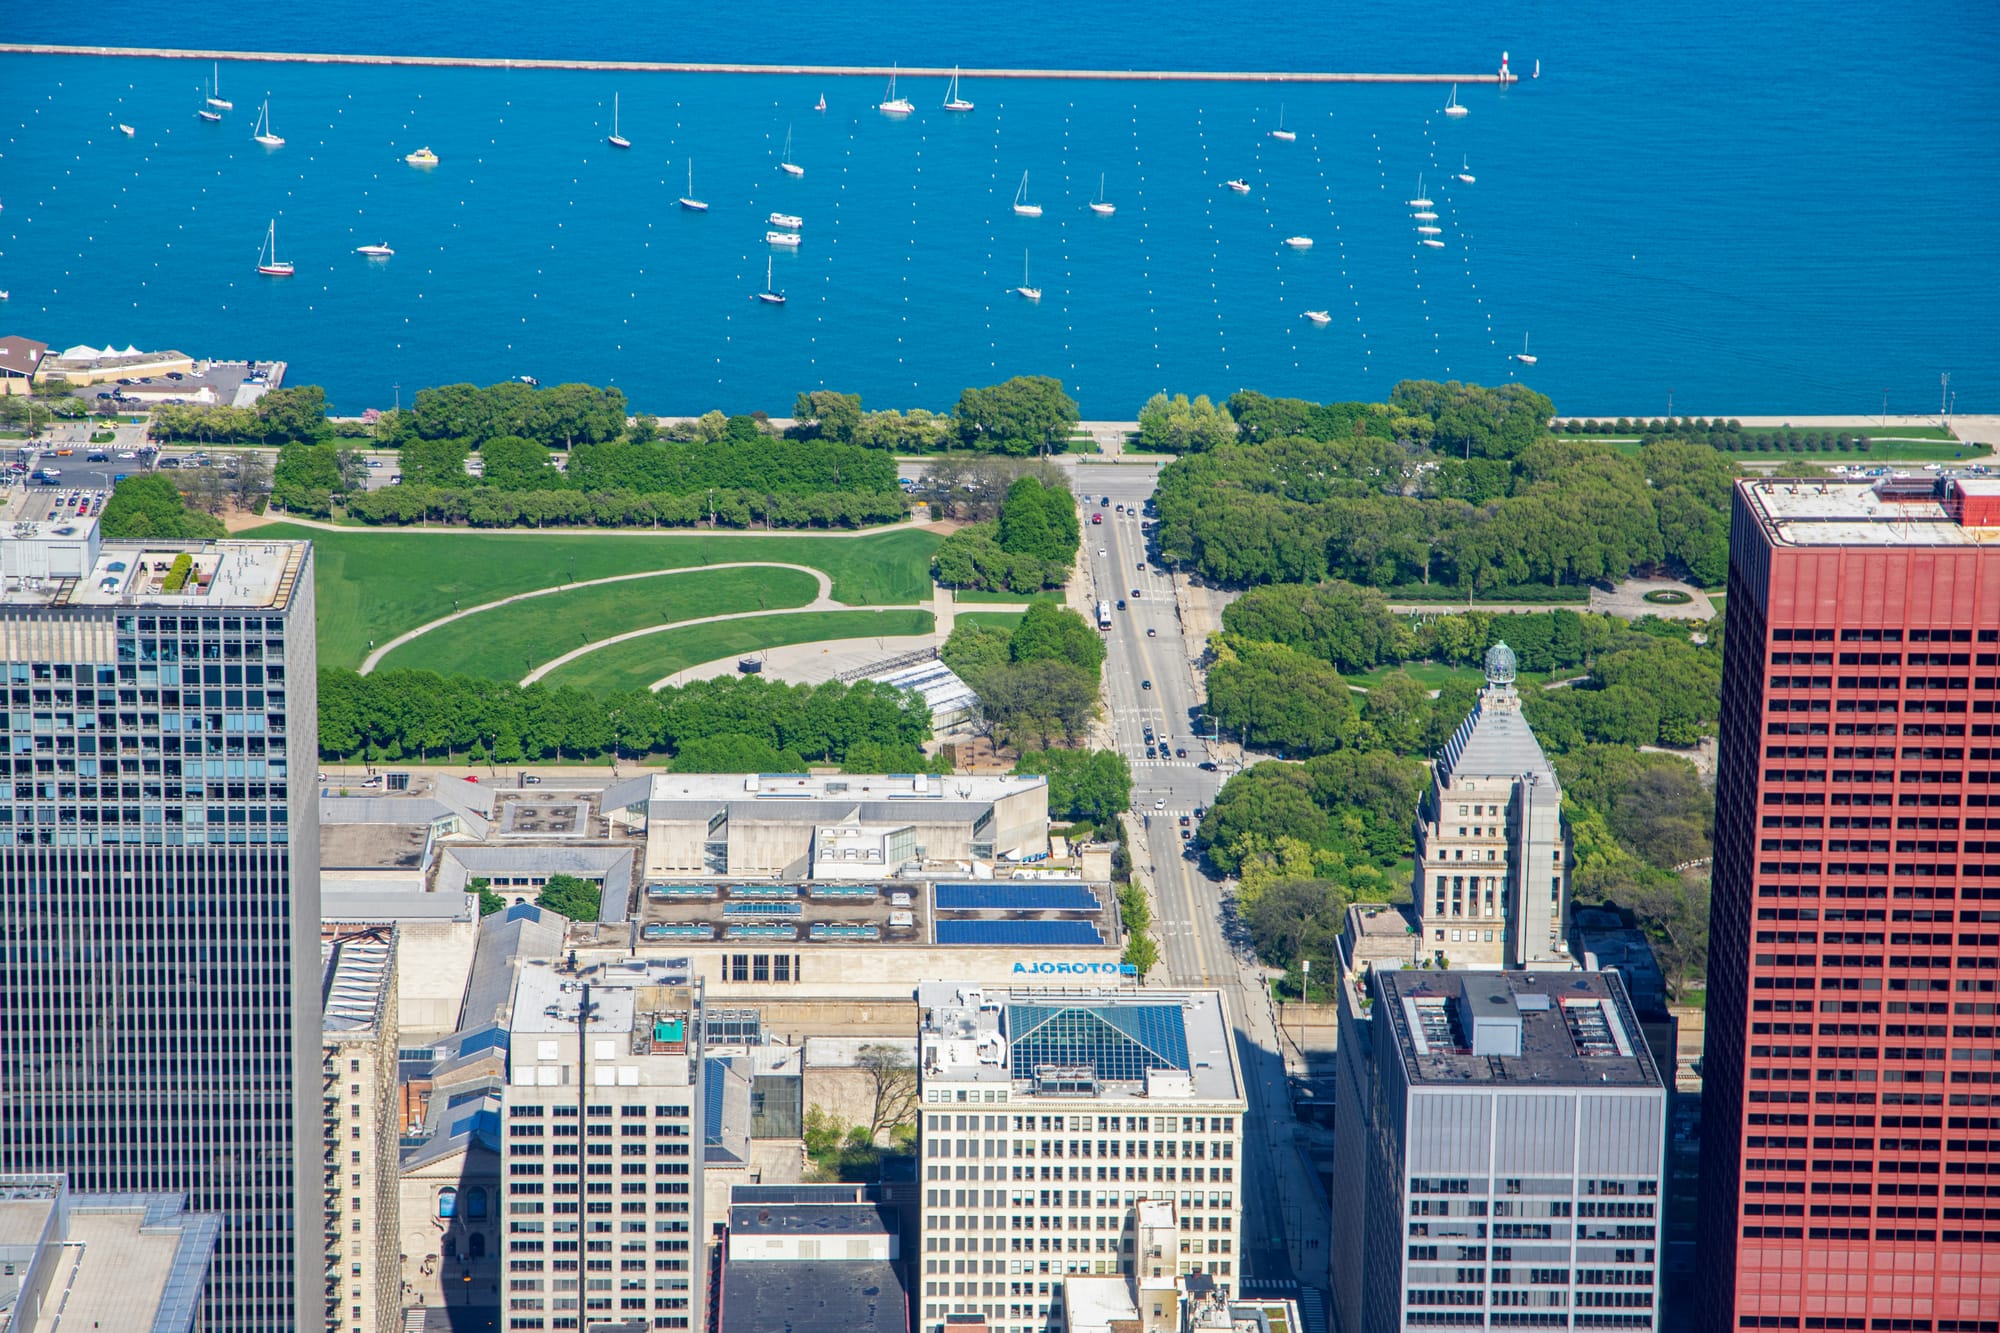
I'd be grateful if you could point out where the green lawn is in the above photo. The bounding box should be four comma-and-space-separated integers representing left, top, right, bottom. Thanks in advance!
953, 588, 1064, 604
253, 523, 940, 668
957, 610, 1028, 631
544, 608, 935, 695
375, 565, 821, 680
1346, 662, 1487, 691
1599, 432, 1984, 463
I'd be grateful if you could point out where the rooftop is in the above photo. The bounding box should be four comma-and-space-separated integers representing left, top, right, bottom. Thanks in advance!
1435, 667, 1558, 790
0, 1180, 219, 1333
917, 985, 1243, 1104
728, 1202, 893, 1238
720, 1259, 906, 1333
1741, 475, 2000, 547
1061, 1275, 1138, 1333
1376, 969, 1664, 1091
645, 771, 1043, 808
0, 532, 306, 610
633, 876, 1120, 951
322, 928, 395, 1038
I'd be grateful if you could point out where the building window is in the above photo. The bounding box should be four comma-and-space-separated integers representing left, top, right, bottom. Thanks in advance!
439, 1187, 458, 1219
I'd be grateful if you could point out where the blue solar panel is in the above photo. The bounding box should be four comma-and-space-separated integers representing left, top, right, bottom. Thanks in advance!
935, 920, 1102, 946
936, 883, 1101, 912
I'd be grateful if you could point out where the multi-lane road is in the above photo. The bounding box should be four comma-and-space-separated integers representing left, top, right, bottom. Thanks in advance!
1068, 458, 1331, 1304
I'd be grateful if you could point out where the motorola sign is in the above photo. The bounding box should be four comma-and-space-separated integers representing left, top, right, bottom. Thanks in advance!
1012, 961, 1138, 976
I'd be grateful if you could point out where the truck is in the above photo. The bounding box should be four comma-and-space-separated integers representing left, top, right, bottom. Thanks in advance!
1096, 600, 1113, 630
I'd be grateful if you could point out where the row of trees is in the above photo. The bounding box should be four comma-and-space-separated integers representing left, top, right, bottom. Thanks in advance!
316, 669, 932, 764
1015, 748, 1132, 835
940, 602, 1104, 749
392, 381, 630, 449
932, 476, 1080, 593
793, 377, 1082, 456
148, 386, 337, 445
1155, 428, 1737, 591
339, 483, 908, 530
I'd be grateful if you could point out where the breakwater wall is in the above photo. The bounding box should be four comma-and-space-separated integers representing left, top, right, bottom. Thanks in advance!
0, 43, 1510, 83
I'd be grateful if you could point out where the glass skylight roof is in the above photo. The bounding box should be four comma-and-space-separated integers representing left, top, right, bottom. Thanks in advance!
1006, 1001, 1190, 1082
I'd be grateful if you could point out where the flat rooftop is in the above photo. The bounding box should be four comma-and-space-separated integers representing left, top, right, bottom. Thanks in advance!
507, 956, 694, 1038
720, 1259, 906, 1333
918, 985, 1243, 1104
634, 877, 1119, 950
729, 1202, 892, 1237
1376, 969, 1664, 1091
27, 1200, 218, 1333
1741, 475, 2000, 547
0, 535, 307, 609
646, 771, 1043, 807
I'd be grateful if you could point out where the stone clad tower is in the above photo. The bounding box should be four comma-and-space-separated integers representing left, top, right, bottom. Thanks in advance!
1410, 642, 1571, 968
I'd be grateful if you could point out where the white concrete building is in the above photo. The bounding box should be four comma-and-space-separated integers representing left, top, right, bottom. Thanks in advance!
915, 985, 1247, 1333
498, 956, 709, 1331
1412, 642, 1571, 968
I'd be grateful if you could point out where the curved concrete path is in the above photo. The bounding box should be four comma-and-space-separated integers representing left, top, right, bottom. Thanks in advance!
653, 633, 941, 691
360, 562, 832, 674
521, 601, 908, 686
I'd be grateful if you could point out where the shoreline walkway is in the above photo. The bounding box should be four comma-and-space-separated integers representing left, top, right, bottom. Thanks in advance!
0, 44, 1508, 83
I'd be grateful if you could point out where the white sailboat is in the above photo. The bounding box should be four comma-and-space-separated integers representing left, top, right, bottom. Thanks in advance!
1512, 333, 1538, 365
1016, 249, 1041, 301
1270, 104, 1296, 142
1283, 235, 1314, 249
943, 67, 974, 113
1406, 175, 1433, 208
815, 92, 826, 112
355, 242, 395, 258
1412, 210, 1439, 221
256, 220, 294, 277
608, 93, 631, 149
769, 211, 804, 229
195, 87, 221, 124
1304, 309, 1332, 325
1420, 237, 1445, 249
1088, 174, 1115, 216
252, 99, 284, 148
1416, 225, 1443, 236
678, 160, 707, 212
1011, 171, 1042, 218
779, 125, 803, 177
879, 66, 914, 115
756, 255, 786, 305
207, 63, 232, 111
1456, 157, 1475, 184
1443, 84, 1468, 118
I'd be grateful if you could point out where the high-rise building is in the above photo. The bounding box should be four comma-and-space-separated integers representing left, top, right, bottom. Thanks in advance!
1412, 642, 1571, 968
0, 522, 321, 1332
914, 983, 1247, 1333
1354, 968, 1668, 1333
1701, 475, 2000, 1333
498, 950, 709, 1330
322, 926, 400, 1333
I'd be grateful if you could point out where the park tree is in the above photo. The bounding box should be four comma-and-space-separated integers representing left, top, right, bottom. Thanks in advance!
1205, 638, 1363, 757
481, 435, 562, 491
939, 622, 1015, 681
793, 391, 865, 442
995, 476, 1080, 565
1008, 601, 1105, 673
953, 375, 1080, 455
98, 474, 226, 540
1015, 748, 1132, 828
1135, 392, 1236, 453
399, 435, 472, 488
253, 385, 332, 443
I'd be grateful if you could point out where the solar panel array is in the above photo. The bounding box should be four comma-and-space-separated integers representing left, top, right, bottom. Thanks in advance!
934, 919, 1102, 946
1005, 1001, 1192, 1082
936, 882, 1101, 912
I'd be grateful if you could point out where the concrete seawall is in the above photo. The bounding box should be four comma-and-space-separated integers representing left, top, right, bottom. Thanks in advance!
0, 43, 1510, 83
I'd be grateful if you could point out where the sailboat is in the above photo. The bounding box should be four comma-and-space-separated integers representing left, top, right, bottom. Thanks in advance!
207, 63, 233, 111
356, 242, 395, 258
1416, 225, 1443, 236
1406, 175, 1433, 208
943, 67, 974, 113
1011, 171, 1042, 218
1270, 105, 1296, 142
195, 87, 222, 124
1088, 174, 1115, 216
879, 66, 914, 115
1512, 333, 1538, 365
1420, 238, 1446, 249
1444, 84, 1468, 118
252, 99, 284, 148
779, 125, 803, 177
1016, 249, 1041, 302
1456, 157, 1476, 184
815, 92, 826, 112
1412, 210, 1439, 221
608, 93, 631, 149
678, 160, 707, 212
756, 255, 786, 305
256, 220, 294, 277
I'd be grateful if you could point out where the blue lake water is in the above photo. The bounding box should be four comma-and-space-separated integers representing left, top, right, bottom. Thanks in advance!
1, 2, 1995, 417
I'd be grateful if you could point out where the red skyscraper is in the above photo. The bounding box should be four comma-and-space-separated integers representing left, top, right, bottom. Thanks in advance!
1701, 475, 2000, 1333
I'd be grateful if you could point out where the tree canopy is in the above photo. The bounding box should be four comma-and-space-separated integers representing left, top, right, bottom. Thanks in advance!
98, 474, 226, 540
953, 376, 1080, 455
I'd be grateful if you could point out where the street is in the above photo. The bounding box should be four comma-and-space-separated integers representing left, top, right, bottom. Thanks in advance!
1071, 458, 1332, 1301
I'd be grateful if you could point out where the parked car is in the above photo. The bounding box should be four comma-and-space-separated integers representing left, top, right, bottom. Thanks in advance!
1198, 761, 1218, 772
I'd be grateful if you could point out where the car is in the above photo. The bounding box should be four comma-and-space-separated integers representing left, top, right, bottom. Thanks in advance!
1198, 761, 1218, 772
366, 459, 384, 469
159, 459, 180, 469
87, 452, 108, 462
1154, 797, 1167, 811
54, 448, 73, 457
1180, 828, 1193, 840
1130, 589, 1141, 599
1175, 748, 1188, 759
524, 775, 543, 785
1091, 513, 1103, 525
116, 451, 136, 460
1098, 547, 1107, 557
1100, 496, 1110, 506
1178, 814, 1191, 827
1140, 679, 1152, 691
166, 372, 185, 380
1115, 503, 1125, 513
1136, 562, 1145, 571
1146, 627, 1157, 638
1115, 599, 1126, 610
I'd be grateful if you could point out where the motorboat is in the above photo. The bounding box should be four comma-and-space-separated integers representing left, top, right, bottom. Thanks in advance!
405, 147, 439, 166
356, 242, 395, 257
765, 230, 802, 247
1304, 310, 1331, 325
769, 212, 804, 229
1283, 236, 1313, 249
1225, 178, 1251, 193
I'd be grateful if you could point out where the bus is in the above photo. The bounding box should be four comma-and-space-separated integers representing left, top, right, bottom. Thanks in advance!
1096, 600, 1113, 630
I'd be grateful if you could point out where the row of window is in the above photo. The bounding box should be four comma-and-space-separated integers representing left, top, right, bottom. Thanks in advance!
928, 1114, 1236, 1133
1769, 628, 1989, 643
